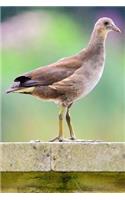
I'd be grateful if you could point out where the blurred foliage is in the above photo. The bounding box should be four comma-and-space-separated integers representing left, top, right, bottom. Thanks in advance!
1, 7, 125, 142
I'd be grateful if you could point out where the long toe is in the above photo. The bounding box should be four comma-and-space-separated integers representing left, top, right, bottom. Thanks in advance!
49, 137, 59, 142
69, 139, 104, 142
49, 137, 71, 142
85, 140, 104, 142
69, 137, 77, 141
69, 138, 84, 142
30, 140, 41, 143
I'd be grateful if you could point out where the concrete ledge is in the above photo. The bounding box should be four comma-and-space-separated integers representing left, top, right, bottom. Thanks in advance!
0, 142, 125, 172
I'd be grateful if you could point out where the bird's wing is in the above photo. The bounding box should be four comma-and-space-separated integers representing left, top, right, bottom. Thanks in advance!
14, 56, 82, 87
49, 67, 82, 93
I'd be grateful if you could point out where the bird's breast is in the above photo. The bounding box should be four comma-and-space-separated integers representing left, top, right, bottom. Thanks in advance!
76, 55, 105, 99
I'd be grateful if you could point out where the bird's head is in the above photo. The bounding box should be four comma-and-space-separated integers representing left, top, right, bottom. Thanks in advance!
94, 17, 121, 38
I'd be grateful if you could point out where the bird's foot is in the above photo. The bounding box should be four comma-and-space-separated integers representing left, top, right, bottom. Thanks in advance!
69, 138, 104, 142
30, 140, 41, 143
69, 136, 77, 141
49, 137, 70, 142
85, 140, 104, 142
69, 138, 84, 142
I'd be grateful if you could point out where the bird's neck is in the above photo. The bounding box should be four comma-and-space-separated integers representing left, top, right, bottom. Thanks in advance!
87, 28, 107, 50
79, 28, 107, 60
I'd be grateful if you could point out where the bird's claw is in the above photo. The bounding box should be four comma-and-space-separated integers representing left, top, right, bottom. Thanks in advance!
30, 140, 41, 143
69, 138, 104, 142
49, 137, 70, 142
69, 137, 77, 141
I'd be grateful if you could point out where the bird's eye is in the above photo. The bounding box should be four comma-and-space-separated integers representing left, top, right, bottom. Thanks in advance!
104, 21, 109, 26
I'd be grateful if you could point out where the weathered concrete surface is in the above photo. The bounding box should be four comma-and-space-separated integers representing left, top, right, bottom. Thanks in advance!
0, 142, 125, 192
0, 143, 50, 171
51, 142, 125, 171
1, 172, 125, 192
0, 142, 125, 172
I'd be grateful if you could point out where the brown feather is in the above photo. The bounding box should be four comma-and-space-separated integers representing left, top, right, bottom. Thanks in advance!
7, 17, 120, 108
24, 56, 82, 86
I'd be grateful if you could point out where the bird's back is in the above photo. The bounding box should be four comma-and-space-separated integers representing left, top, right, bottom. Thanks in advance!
13, 55, 83, 89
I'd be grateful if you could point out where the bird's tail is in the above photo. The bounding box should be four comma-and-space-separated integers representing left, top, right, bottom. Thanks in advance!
6, 75, 39, 94
6, 81, 35, 94
6, 81, 21, 94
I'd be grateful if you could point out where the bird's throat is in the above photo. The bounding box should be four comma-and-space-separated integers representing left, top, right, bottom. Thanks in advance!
88, 28, 107, 49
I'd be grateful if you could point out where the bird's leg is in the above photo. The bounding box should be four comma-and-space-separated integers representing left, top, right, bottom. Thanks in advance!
58, 105, 65, 141
50, 106, 67, 142
66, 106, 76, 140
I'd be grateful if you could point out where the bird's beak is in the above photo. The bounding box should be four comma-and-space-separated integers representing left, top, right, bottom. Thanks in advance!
110, 23, 121, 33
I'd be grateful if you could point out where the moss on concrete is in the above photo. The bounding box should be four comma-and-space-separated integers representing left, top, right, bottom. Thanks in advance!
1, 172, 125, 192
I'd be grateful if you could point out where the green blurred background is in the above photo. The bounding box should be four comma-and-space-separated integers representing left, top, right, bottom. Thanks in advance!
1, 7, 125, 142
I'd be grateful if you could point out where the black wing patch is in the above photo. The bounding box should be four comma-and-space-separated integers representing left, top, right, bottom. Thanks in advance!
14, 76, 31, 83
14, 76, 40, 87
